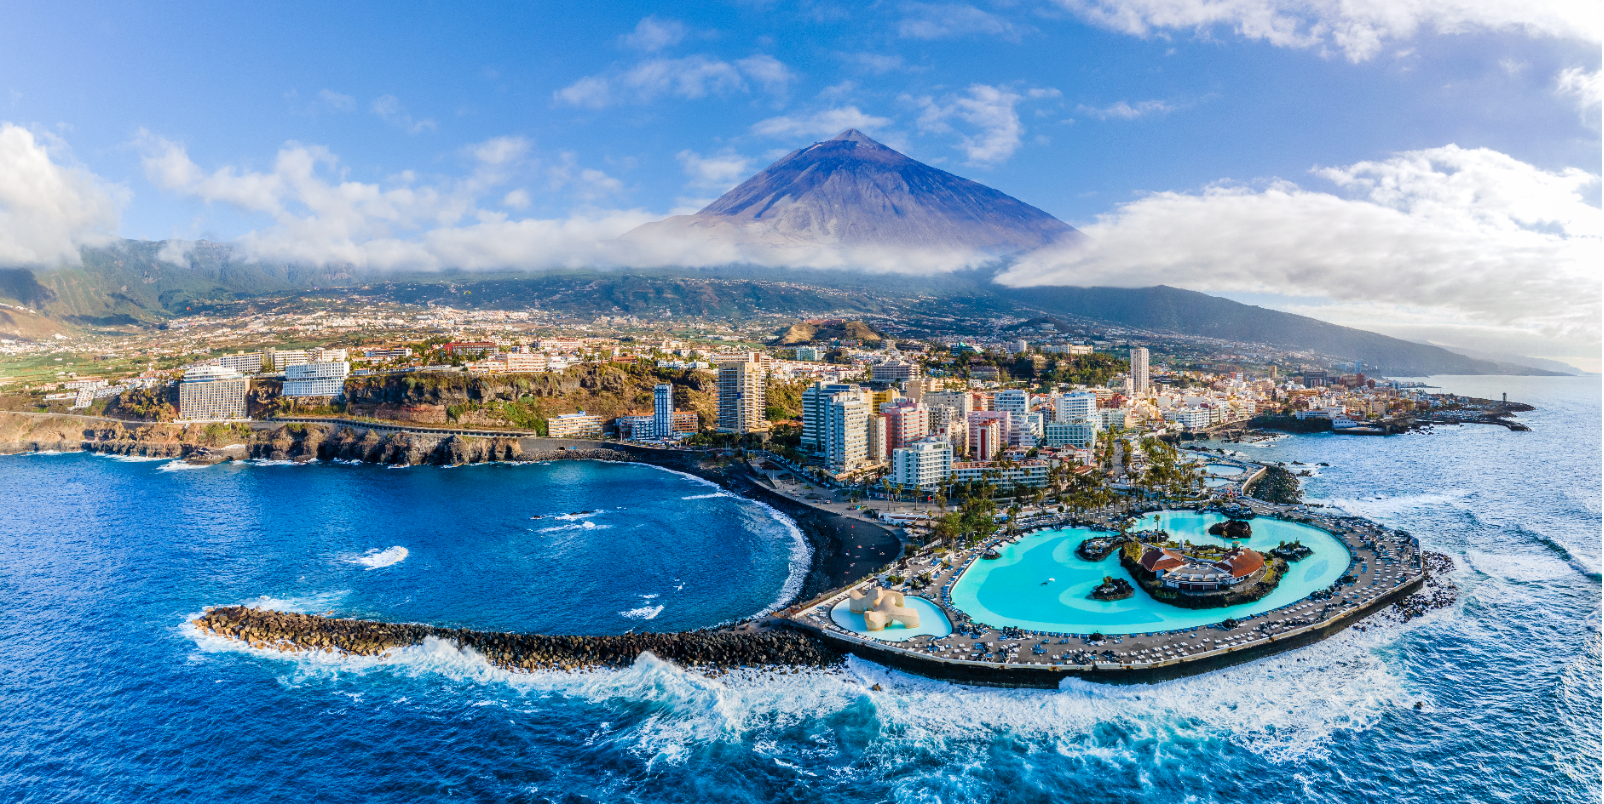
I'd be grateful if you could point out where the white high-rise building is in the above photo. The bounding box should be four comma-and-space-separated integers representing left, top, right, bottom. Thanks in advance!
283, 361, 349, 397
1044, 419, 1099, 448
653, 383, 673, 440
178, 365, 248, 421
218, 352, 264, 375
1056, 392, 1097, 422
802, 382, 862, 452
717, 354, 768, 434
892, 436, 954, 492
922, 390, 973, 419
1130, 347, 1150, 393
866, 414, 888, 464
871, 359, 921, 384
825, 393, 869, 473
1016, 411, 1046, 447
993, 389, 1031, 418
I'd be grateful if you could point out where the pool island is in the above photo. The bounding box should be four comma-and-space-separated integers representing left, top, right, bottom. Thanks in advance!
781, 498, 1440, 687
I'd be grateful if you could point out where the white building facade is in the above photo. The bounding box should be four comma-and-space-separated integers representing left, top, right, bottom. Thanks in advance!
891, 437, 954, 492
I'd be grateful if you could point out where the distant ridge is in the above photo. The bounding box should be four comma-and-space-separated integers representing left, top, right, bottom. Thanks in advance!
626, 129, 1080, 256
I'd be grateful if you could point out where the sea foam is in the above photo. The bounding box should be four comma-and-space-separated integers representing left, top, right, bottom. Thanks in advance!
349, 546, 409, 569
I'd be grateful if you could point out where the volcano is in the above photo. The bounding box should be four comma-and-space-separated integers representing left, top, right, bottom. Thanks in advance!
625, 129, 1080, 259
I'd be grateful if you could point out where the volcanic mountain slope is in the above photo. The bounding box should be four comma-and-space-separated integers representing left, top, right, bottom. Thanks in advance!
625, 130, 1080, 258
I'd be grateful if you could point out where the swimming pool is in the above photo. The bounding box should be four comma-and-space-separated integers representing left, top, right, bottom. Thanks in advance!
829, 596, 953, 641
1203, 463, 1246, 476
947, 512, 1351, 635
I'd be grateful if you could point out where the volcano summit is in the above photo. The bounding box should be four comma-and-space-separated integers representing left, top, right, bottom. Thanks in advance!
626, 130, 1081, 263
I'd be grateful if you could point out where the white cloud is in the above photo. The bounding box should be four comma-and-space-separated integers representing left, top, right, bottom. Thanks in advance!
751, 106, 894, 140
1555, 66, 1602, 116
135, 133, 654, 270
999, 144, 1602, 356
1055, 0, 1602, 62
735, 54, 797, 99
553, 76, 613, 109
0, 123, 122, 266
316, 89, 356, 112
915, 85, 1060, 165
1076, 99, 1175, 120
370, 95, 436, 133
620, 16, 687, 52
545, 152, 625, 200
676, 149, 752, 191
898, 3, 1027, 40
843, 53, 913, 74
554, 54, 793, 108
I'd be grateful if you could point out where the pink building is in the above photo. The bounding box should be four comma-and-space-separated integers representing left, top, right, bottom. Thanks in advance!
967, 411, 1010, 459
880, 400, 929, 451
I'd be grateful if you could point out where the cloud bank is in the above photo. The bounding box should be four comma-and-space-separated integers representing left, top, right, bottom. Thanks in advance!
0, 123, 122, 267
1055, 0, 1602, 62
998, 144, 1602, 356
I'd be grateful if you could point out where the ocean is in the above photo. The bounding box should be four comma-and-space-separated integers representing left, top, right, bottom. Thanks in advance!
1, 375, 1597, 803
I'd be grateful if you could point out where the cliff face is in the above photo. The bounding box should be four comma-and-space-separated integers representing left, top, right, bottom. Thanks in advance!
0, 412, 594, 468
0, 412, 247, 458
249, 423, 526, 466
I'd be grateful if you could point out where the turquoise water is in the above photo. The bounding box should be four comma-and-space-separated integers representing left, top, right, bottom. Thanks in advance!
829, 596, 953, 641
1204, 463, 1245, 476
948, 513, 1350, 634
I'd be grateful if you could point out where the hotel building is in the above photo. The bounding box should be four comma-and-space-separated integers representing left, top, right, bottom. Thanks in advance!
178, 365, 249, 421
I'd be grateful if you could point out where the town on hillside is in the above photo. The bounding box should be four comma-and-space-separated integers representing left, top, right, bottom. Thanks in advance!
1, 300, 1529, 502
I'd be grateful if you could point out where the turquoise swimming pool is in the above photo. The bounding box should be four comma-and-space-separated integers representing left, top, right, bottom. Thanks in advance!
1203, 463, 1245, 476
830, 595, 953, 641
947, 512, 1351, 635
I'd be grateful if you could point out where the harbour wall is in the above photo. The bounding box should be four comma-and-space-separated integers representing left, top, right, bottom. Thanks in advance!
193, 606, 842, 676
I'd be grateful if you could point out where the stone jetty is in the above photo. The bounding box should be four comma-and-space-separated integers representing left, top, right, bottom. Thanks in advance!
192, 606, 842, 675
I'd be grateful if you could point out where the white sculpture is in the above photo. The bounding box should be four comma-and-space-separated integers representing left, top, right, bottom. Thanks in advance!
849, 586, 921, 631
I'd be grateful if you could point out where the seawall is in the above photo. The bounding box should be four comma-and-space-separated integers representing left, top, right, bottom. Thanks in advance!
193, 606, 842, 676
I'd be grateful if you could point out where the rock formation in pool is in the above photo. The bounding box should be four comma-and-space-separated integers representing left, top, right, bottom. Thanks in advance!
1271, 541, 1314, 561
1089, 576, 1134, 601
1207, 520, 1253, 540
1119, 541, 1289, 610
1076, 534, 1131, 561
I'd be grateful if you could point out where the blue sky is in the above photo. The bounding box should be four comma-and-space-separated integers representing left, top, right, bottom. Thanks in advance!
1, 1, 1600, 367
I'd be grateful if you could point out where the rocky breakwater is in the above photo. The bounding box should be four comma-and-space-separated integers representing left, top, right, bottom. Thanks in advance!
191, 606, 843, 676
1393, 552, 1458, 622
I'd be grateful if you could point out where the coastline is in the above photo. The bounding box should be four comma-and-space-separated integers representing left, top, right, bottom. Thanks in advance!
0, 411, 1452, 687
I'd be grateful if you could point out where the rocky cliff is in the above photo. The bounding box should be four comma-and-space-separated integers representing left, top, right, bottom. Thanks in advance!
0, 412, 629, 467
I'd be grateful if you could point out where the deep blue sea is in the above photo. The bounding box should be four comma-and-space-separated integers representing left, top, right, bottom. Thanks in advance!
2, 375, 1598, 803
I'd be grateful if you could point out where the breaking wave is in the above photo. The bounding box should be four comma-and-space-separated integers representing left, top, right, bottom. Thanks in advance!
349, 546, 409, 569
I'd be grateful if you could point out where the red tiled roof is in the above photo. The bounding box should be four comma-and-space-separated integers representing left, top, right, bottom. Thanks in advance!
1223, 548, 1265, 578
1139, 547, 1185, 573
